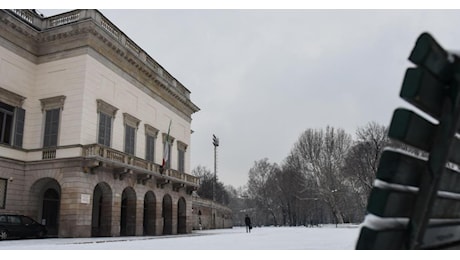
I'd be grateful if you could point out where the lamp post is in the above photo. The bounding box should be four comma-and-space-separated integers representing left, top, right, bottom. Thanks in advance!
212, 134, 219, 229
212, 134, 219, 201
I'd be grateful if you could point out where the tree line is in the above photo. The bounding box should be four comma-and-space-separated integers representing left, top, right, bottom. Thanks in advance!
193, 121, 398, 227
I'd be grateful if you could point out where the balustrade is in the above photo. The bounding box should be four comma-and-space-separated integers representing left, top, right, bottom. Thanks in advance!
81, 144, 199, 185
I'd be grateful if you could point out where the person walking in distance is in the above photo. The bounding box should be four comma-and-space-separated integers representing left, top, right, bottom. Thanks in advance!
245, 214, 252, 233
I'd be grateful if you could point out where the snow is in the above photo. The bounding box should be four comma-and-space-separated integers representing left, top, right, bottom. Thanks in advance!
0, 225, 452, 258
0, 225, 360, 250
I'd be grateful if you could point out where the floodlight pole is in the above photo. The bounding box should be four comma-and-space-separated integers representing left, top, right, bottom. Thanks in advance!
212, 135, 219, 202
212, 134, 219, 229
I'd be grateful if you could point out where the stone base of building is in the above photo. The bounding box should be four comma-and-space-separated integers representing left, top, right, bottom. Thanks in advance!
0, 156, 194, 238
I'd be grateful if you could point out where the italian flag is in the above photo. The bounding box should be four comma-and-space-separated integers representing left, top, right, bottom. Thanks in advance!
162, 120, 172, 170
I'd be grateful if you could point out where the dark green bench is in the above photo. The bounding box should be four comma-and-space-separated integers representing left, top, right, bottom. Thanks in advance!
356, 32, 460, 249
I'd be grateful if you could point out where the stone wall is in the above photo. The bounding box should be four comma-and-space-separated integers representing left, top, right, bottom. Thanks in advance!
191, 195, 233, 230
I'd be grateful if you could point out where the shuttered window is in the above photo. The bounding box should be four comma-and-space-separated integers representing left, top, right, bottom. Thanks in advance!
146, 134, 155, 162
0, 102, 14, 145
43, 108, 60, 148
178, 149, 185, 173
177, 141, 187, 173
13, 107, 25, 147
98, 112, 112, 146
124, 125, 136, 155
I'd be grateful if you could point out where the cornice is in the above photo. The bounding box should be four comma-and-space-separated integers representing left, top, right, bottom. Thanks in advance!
0, 9, 200, 120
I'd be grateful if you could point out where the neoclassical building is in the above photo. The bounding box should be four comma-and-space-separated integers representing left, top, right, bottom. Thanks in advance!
0, 9, 201, 238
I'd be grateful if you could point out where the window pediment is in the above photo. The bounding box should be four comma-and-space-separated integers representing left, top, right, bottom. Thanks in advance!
123, 112, 140, 129
177, 140, 187, 151
97, 99, 118, 117
145, 124, 159, 137
40, 95, 66, 111
0, 87, 26, 107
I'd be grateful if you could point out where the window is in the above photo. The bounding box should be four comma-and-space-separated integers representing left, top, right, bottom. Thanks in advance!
0, 178, 6, 209
0, 87, 26, 148
178, 149, 185, 172
125, 125, 135, 155
146, 135, 155, 162
40, 96, 66, 148
177, 141, 187, 173
145, 124, 158, 163
123, 113, 140, 156
96, 99, 118, 147
13, 108, 25, 147
0, 102, 14, 145
7, 215, 20, 224
21, 216, 34, 225
43, 108, 60, 147
98, 112, 112, 146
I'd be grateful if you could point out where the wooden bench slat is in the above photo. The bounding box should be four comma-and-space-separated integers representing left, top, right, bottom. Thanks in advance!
400, 67, 445, 120
376, 149, 425, 187
357, 220, 460, 249
367, 187, 416, 217
376, 149, 460, 194
388, 109, 460, 165
388, 108, 434, 152
408, 32, 452, 82
356, 227, 407, 249
367, 185, 460, 218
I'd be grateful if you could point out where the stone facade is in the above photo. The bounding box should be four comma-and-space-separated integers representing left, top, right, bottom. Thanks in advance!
0, 9, 201, 238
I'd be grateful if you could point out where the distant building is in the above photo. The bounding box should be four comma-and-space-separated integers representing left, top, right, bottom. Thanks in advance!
0, 9, 200, 237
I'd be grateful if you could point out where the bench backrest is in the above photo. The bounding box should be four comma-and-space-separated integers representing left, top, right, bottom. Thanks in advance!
356, 32, 460, 250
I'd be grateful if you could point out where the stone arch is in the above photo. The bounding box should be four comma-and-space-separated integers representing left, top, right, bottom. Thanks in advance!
162, 194, 173, 235
177, 197, 187, 234
120, 187, 136, 236
91, 182, 113, 237
29, 177, 61, 237
143, 191, 156, 235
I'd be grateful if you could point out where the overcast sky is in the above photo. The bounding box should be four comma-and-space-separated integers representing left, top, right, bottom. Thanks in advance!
37, 6, 460, 188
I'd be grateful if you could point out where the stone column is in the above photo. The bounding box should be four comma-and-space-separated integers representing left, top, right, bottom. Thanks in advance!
111, 191, 121, 237
171, 197, 177, 235
135, 195, 144, 236
155, 199, 164, 236
59, 173, 93, 238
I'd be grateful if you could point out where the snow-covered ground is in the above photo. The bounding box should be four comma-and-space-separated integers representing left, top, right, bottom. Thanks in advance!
0, 225, 362, 259
1, 225, 451, 258
0, 225, 360, 250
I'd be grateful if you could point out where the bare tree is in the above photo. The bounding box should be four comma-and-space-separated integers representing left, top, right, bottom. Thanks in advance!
342, 122, 389, 212
246, 158, 280, 226
291, 126, 352, 224
278, 153, 312, 226
192, 165, 229, 205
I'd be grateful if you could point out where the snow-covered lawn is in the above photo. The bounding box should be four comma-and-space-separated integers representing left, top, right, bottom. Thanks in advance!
0, 225, 360, 249
2, 225, 450, 259
0, 225, 360, 250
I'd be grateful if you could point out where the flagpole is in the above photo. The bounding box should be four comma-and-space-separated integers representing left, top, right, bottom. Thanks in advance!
161, 120, 172, 174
